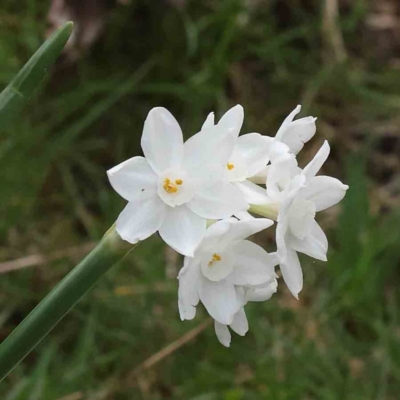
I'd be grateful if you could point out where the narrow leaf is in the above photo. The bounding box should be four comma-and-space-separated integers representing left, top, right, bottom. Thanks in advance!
0, 22, 73, 129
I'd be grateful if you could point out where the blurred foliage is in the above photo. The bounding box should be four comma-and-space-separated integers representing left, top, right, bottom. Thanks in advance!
1, 0, 400, 398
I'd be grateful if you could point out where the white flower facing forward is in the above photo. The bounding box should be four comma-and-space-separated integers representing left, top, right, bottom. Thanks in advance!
200, 110, 276, 207
270, 141, 349, 298
202, 112, 271, 183
107, 107, 249, 257
178, 218, 278, 345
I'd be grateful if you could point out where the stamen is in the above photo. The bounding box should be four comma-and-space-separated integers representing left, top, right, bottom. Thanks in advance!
175, 179, 183, 185
163, 178, 178, 193
227, 163, 235, 170
213, 253, 221, 261
208, 253, 222, 266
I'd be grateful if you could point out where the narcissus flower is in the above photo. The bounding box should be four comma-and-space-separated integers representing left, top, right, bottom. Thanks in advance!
108, 106, 248, 256
202, 113, 270, 181
200, 111, 277, 208
107, 103, 349, 347
178, 218, 278, 344
271, 141, 349, 298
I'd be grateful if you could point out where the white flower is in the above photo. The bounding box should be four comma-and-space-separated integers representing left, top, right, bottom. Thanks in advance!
178, 218, 278, 344
200, 109, 274, 207
270, 141, 349, 298
107, 106, 248, 256
250, 105, 317, 184
214, 279, 277, 347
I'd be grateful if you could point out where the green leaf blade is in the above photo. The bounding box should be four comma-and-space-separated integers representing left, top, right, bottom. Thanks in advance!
0, 21, 73, 129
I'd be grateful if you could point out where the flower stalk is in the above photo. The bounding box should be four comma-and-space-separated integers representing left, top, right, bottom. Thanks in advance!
249, 203, 279, 220
0, 226, 136, 382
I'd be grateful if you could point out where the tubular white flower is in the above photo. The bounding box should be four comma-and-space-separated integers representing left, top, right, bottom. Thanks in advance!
108, 107, 249, 257
274, 104, 317, 156
269, 141, 348, 298
178, 218, 277, 345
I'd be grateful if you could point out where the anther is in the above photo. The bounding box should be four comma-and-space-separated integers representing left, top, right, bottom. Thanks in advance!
208, 253, 222, 266
227, 163, 235, 170
163, 178, 178, 193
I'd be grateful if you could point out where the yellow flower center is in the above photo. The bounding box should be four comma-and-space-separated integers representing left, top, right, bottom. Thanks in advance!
227, 163, 235, 170
163, 178, 183, 193
208, 253, 222, 266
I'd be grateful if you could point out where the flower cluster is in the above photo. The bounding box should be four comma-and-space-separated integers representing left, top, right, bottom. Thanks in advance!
107, 105, 348, 346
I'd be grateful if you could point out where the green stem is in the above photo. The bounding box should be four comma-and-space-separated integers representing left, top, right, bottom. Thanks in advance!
0, 226, 135, 381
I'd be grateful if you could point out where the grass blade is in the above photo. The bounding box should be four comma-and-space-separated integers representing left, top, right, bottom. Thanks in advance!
0, 22, 73, 129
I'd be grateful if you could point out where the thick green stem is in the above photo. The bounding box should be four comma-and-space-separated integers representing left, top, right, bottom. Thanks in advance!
0, 227, 135, 381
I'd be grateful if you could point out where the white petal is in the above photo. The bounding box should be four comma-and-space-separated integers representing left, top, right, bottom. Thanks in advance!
107, 156, 158, 201
288, 220, 328, 261
116, 195, 167, 244
223, 218, 274, 245
268, 141, 291, 164
302, 141, 330, 181
159, 205, 206, 257
214, 321, 231, 347
279, 248, 303, 299
245, 279, 278, 302
276, 196, 293, 262
229, 240, 277, 286
141, 107, 184, 175
275, 105, 301, 141
201, 112, 215, 131
235, 286, 247, 307
287, 199, 316, 240
234, 180, 270, 205
235, 133, 272, 177
183, 125, 236, 185
199, 277, 240, 325
217, 104, 244, 139
266, 155, 300, 200
184, 106, 244, 184
187, 182, 248, 219
225, 152, 248, 182
287, 174, 307, 194
279, 117, 317, 155
199, 219, 232, 252
248, 165, 268, 184
300, 176, 349, 212
230, 308, 249, 336
178, 257, 201, 320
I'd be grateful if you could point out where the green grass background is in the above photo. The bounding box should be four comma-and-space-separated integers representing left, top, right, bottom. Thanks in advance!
1, 0, 400, 398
